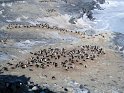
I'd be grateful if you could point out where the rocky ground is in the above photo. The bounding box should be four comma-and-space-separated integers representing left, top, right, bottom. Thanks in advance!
0, 0, 124, 93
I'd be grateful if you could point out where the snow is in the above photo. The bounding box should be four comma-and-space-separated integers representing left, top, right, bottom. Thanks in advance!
22, 16, 29, 19
15, 17, 21, 22
14, 40, 46, 49
1, 3, 5, 7
41, 14, 71, 27
27, 20, 39, 25
6, 3, 12, 7
6, 20, 13, 22
0, 53, 9, 61
0, 9, 4, 15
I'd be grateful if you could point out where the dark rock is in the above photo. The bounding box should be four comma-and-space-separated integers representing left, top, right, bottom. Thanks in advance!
29, 69, 33, 71
0, 75, 29, 93
69, 17, 77, 24
97, 0, 105, 4
64, 88, 68, 92
52, 76, 56, 80
120, 46, 124, 51
0, 75, 56, 93
79, 84, 90, 93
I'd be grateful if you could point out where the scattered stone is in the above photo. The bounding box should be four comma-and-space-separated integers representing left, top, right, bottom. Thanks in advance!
32, 86, 38, 91
52, 76, 56, 80
91, 79, 95, 81
79, 84, 90, 93
64, 88, 68, 92
29, 69, 33, 71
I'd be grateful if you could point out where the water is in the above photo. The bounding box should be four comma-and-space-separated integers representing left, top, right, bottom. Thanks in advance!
93, 0, 124, 33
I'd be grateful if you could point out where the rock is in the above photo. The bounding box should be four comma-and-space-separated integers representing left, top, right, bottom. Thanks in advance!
79, 84, 90, 93
69, 17, 77, 24
32, 86, 38, 91
52, 76, 56, 80
40, 91, 45, 93
64, 88, 68, 92
29, 69, 33, 71
97, 0, 105, 4
66, 87, 75, 93
120, 46, 124, 51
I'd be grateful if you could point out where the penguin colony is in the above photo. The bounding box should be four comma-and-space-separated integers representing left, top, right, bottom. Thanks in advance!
0, 45, 105, 73
0, 23, 106, 73
6, 23, 84, 36
6, 23, 106, 39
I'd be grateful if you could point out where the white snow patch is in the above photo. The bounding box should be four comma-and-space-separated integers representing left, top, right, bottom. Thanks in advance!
15, 40, 46, 49
1, 3, 5, 7
6, 3, 12, 7
76, 18, 93, 29
0, 54, 9, 61
6, 20, 13, 22
17, 1, 26, 3
22, 15, 29, 19
41, 14, 71, 27
15, 17, 21, 22
19, 50, 28, 54
27, 20, 39, 25
0, 9, 4, 15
